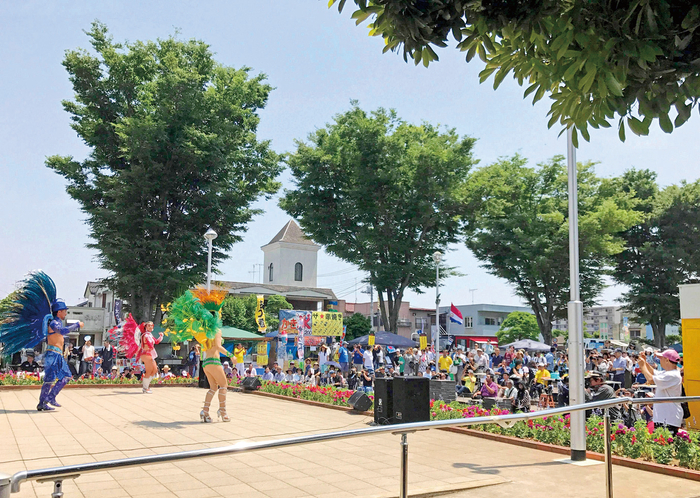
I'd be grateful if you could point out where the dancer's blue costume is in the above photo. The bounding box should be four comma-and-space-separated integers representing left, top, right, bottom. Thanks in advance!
0, 271, 80, 411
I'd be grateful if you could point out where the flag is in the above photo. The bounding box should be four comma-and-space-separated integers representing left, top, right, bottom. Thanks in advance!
449, 303, 463, 325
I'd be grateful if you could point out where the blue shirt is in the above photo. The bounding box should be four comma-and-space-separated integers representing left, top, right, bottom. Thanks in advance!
352, 349, 363, 364
338, 346, 349, 363
612, 357, 626, 375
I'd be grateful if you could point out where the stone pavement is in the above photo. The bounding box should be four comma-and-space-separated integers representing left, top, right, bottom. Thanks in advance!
0, 386, 699, 498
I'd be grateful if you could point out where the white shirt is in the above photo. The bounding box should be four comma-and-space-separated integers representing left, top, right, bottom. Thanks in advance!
82, 345, 95, 361
653, 368, 683, 427
362, 350, 373, 369
476, 354, 489, 370
318, 350, 328, 365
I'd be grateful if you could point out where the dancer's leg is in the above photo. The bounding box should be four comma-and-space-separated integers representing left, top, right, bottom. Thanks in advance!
205, 365, 229, 422
48, 377, 70, 407
37, 382, 55, 411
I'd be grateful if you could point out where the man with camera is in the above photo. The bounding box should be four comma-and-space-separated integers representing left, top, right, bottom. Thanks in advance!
585, 371, 621, 421
638, 349, 683, 435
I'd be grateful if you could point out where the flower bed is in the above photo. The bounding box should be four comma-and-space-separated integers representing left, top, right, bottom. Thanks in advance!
0, 372, 195, 386
255, 380, 700, 470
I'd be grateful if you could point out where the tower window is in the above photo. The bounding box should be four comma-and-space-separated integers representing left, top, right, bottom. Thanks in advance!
268, 263, 274, 282
294, 262, 303, 281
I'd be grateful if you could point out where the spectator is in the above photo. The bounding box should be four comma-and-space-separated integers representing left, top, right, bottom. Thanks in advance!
491, 347, 504, 369
452, 347, 466, 381
404, 348, 417, 376
19, 352, 39, 373
102, 340, 114, 373
245, 364, 258, 377
638, 349, 683, 435
274, 366, 285, 383
477, 374, 498, 399
161, 365, 174, 379
109, 365, 119, 380
362, 346, 374, 374
512, 380, 531, 412
262, 367, 274, 381
557, 376, 570, 407
222, 361, 233, 379
584, 371, 621, 421
352, 345, 364, 371
330, 369, 346, 388
338, 342, 349, 375
318, 344, 330, 377
611, 349, 626, 385
474, 349, 489, 371
233, 343, 246, 378
545, 347, 556, 371
534, 364, 551, 396
457, 368, 477, 396
375, 365, 386, 378
504, 346, 515, 366
347, 367, 359, 390
121, 367, 133, 380
502, 379, 517, 401
80, 336, 95, 376
360, 368, 373, 393
438, 350, 453, 374
396, 352, 405, 376
188, 343, 200, 378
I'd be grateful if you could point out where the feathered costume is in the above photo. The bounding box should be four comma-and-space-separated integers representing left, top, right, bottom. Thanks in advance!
0, 271, 80, 410
166, 288, 228, 422
117, 313, 162, 392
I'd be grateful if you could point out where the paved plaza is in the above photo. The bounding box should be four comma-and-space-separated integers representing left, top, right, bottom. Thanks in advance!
1, 387, 700, 498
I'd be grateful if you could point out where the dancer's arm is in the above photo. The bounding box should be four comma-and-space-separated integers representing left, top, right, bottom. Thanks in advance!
50, 319, 82, 335
154, 333, 164, 345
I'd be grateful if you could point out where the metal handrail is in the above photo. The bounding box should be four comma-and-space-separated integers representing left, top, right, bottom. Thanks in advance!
2, 396, 699, 498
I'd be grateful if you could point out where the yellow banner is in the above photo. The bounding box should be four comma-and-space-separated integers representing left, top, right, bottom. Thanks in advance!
257, 355, 268, 365
368, 331, 375, 346
256, 342, 268, 355
255, 295, 266, 332
311, 311, 344, 336
419, 334, 427, 350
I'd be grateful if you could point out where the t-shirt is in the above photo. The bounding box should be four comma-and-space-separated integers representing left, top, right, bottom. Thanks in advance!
338, 347, 349, 363
82, 345, 95, 361
438, 356, 453, 372
318, 350, 328, 365
653, 369, 683, 427
352, 349, 363, 364
535, 369, 551, 385
481, 381, 498, 398
362, 350, 373, 370
234, 348, 245, 363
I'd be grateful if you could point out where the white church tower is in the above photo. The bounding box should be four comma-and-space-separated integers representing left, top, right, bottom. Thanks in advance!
261, 220, 320, 287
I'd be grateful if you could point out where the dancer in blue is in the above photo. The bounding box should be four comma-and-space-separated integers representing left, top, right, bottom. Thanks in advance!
0, 271, 83, 411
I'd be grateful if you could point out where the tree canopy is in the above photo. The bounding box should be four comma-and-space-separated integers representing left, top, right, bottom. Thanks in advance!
496, 311, 540, 345
47, 23, 282, 321
331, 1, 700, 144
280, 103, 476, 334
221, 294, 292, 332
462, 154, 639, 344
344, 312, 372, 341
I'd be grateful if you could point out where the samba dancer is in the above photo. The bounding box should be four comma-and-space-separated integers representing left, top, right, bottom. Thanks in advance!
0, 271, 83, 411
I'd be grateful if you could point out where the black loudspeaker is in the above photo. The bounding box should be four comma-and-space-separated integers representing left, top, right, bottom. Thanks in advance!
393, 376, 430, 424
242, 377, 262, 391
198, 359, 209, 389
348, 391, 372, 412
374, 378, 394, 425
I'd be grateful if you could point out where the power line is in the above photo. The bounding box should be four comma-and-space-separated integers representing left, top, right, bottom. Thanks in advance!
317, 267, 358, 278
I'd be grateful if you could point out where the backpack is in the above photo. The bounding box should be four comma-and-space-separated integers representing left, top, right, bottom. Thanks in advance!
682, 384, 691, 420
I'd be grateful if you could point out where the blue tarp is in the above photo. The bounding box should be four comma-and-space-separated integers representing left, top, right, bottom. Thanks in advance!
347, 331, 417, 348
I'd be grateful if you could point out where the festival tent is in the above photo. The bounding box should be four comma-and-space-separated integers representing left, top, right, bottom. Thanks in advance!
220, 327, 267, 341
499, 339, 551, 352
348, 331, 418, 348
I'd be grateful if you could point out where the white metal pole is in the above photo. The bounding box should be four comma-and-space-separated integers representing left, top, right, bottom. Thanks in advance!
206, 238, 213, 292
566, 127, 586, 461
435, 263, 440, 362
370, 285, 374, 332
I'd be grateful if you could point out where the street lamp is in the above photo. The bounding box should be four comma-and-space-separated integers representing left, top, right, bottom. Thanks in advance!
204, 228, 218, 292
432, 251, 442, 361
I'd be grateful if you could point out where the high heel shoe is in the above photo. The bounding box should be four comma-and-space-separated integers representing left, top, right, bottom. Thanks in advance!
200, 410, 212, 423
217, 409, 230, 422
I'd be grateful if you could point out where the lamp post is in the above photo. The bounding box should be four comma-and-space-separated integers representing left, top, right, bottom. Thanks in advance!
204, 228, 218, 292
566, 128, 586, 461
432, 251, 442, 363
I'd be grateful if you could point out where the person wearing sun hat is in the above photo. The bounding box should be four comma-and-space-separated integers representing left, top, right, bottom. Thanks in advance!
638, 348, 683, 435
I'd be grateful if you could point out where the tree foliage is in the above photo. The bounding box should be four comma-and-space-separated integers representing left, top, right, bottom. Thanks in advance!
496, 311, 540, 344
280, 103, 476, 334
344, 312, 371, 341
221, 294, 292, 332
612, 172, 700, 348
47, 23, 281, 321
462, 155, 639, 344
331, 1, 700, 144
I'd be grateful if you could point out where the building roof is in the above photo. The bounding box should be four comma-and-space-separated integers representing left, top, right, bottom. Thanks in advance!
84, 280, 108, 297
262, 219, 319, 248
216, 281, 336, 300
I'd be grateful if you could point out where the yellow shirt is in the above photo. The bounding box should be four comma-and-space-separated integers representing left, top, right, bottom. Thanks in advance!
535, 368, 551, 385
233, 347, 245, 363
462, 375, 476, 392
438, 355, 453, 372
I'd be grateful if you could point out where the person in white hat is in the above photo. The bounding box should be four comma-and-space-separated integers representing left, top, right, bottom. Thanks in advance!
638, 349, 683, 435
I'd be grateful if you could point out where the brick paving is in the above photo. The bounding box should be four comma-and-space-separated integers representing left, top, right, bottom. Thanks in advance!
2, 386, 700, 498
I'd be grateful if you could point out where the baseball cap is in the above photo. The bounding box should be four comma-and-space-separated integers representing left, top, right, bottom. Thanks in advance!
654, 349, 681, 363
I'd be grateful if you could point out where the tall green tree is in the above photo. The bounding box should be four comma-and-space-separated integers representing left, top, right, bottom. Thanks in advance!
47, 23, 282, 322
496, 312, 540, 345
344, 313, 371, 341
332, 1, 700, 143
462, 155, 638, 344
220, 294, 292, 332
280, 104, 476, 334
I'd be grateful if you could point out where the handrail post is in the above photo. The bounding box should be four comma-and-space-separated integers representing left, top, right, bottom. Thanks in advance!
399, 433, 408, 498
604, 408, 613, 498
0, 473, 10, 498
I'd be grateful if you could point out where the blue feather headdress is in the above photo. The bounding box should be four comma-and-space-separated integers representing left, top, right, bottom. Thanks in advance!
0, 271, 56, 355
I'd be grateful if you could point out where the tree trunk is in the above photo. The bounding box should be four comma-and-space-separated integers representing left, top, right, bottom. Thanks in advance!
652, 321, 665, 349
377, 290, 389, 334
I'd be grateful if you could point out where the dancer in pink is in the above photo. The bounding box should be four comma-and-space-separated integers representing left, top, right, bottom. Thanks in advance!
119, 315, 163, 393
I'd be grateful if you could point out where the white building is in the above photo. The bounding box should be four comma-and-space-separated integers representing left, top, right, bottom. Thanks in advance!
262, 220, 320, 288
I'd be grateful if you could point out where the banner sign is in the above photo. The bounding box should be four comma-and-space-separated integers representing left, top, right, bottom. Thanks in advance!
419, 333, 427, 350
114, 299, 122, 325
311, 311, 344, 336
255, 295, 266, 332
368, 331, 375, 346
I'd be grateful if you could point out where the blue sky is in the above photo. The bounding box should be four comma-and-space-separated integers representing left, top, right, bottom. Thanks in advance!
1, 1, 699, 309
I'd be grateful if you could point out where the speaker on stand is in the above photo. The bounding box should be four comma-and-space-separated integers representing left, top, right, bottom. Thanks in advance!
393, 376, 430, 424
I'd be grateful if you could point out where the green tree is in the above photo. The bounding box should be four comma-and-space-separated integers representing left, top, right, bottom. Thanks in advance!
496, 312, 540, 344
609, 170, 686, 349
462, 155, 639, 344
46, 23, 281, 322
280, 104, 476, 334
344, 313, 371, 341
332, 1, 700, 143
666, 334, 682, 345
220, 294, 292, 332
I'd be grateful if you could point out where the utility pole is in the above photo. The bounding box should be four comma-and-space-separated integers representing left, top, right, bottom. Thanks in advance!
469, 288, 477, 304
